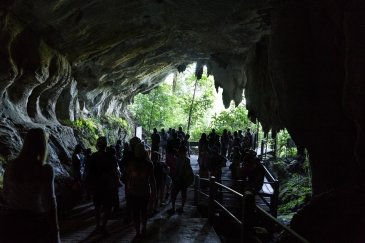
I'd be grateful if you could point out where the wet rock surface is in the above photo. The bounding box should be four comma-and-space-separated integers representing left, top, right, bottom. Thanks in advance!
1, 0, 365, 241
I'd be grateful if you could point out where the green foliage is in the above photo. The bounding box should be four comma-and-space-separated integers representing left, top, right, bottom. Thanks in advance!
278, 173, 312, 215
63, 115, 130, 150
128, 64, 216, 140
71, 118, 102, 149
210, 103, 253, 134
277, 129, 297, 157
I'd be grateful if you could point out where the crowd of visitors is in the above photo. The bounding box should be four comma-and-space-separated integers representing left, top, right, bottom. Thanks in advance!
74, 126, 194, 241
0, 126, 264, 243
197, 128, 264, 194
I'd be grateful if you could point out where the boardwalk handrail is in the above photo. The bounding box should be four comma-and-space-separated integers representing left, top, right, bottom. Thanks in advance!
215, 163, 279, 217
261, 163, 279, 217
194, 175, 309, 243
255, 206, 309, 243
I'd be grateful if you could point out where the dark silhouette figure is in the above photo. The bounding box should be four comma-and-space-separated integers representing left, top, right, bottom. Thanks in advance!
1, 128, 60, 243
86, 137, 119, 235
151, 128, 161, 152
240, 151, 265, 193
221, 129, 230, 157
122, 137, 141, 224
72, 144, 83, 182
126, 143, 156, 241
168, 146, 193, 214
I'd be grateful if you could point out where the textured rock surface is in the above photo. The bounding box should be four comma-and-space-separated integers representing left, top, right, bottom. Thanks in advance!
1, 0, 365, 240
0, 0, 271, 165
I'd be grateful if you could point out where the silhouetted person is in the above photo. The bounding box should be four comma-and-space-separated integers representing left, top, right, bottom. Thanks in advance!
208, 129, 217, 147
151, 128, 160, 152
122, 137, 141, 224
181, 133, 191, 156
127, 143, 156, 241
168, 146, 193, 214
87, 137, 119, 235
106, 145, 122, 213
160, 128, 168, 159
245, 128, 253, 149
198, 148, 210, 190
177, 126, 185, 139
209, 146, 226, 184
151, 151, 168, 210
72, 144, 83, 182
1, 128, 60, 243
238, 130, 244, 142
221, 129, 230, 157
240, 151, 265, 193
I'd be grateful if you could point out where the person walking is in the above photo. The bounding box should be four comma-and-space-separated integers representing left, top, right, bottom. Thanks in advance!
151, 128, 160, 153
87, 137, 120, 235
127, 143, 156, 241
168, 146, 193, 214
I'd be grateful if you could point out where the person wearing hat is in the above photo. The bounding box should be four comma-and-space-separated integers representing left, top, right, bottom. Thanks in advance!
87, 136, 119, 235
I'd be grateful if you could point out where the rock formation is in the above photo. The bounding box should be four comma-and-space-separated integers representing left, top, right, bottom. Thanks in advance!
1, 0, 365, 241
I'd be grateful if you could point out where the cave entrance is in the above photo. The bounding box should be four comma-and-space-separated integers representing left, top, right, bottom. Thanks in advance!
128, 63, 254, 141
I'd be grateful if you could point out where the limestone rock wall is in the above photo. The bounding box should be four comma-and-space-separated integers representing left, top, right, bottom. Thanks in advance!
264, 1, 364, 241
0, 12, 75, 176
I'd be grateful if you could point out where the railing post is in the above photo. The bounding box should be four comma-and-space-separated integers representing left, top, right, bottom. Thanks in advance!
271, 180, 279, 218
241, 191, 255, 243
194, 174, 200, 206
209, 176, 217, 222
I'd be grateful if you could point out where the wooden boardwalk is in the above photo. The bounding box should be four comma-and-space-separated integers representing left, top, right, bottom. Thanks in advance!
60, 154, 275, 243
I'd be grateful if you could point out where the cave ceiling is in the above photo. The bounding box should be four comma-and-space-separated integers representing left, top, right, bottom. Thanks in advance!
8, 0, 271, 106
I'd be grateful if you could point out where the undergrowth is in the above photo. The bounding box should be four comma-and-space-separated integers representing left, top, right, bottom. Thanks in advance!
62, 115, 131, 150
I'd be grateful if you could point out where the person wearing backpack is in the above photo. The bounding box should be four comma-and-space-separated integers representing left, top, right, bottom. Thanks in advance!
168, 146, 193, 214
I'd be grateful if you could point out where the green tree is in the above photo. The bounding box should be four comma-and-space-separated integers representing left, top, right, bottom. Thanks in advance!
210, 103, 253, 134
128, 64, 215, 138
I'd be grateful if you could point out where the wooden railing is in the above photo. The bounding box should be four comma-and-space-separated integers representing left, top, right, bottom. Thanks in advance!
261, 163, 279, 217
194, 175, 309, 243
